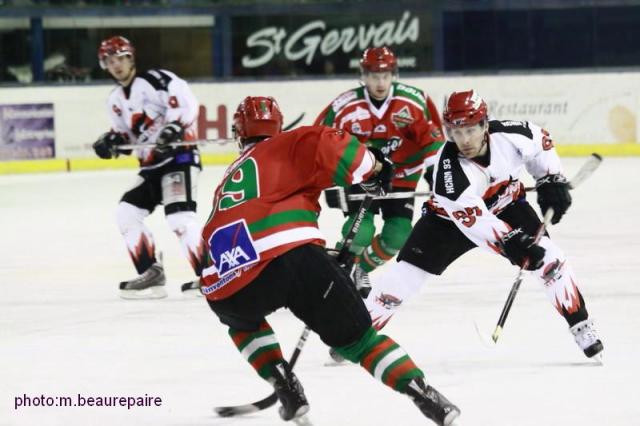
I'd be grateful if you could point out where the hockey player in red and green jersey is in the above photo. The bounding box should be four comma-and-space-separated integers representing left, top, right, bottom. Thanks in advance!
202, 96, 460, 425
315, 46, 445, 294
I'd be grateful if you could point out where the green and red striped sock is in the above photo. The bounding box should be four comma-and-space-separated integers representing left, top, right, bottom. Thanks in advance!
228, 321, 284, 380
335, 327, 424, 391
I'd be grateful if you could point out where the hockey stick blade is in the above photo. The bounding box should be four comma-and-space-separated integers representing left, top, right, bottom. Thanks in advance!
214, 393, 278, 417
567, 153, 602, 190
523, 152, 603, 191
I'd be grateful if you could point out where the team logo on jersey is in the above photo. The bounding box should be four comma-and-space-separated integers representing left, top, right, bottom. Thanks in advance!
391, 106, 414, 127
208, 219, 260, 277
373, 124, 387, 134
112, 104, 122, 116
351, 122, 363, 134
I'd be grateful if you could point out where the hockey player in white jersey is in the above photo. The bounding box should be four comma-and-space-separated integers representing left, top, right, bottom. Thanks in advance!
92, 36, 206, 299
365, 90, 603, 359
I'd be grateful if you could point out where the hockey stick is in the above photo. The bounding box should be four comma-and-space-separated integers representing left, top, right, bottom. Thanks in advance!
489, 153, 603, 343
346, 152, 603, 202
214, 194, 375, 418
491, 207, 554, 343
115, 114, 306, 151
116, 138, 232, 150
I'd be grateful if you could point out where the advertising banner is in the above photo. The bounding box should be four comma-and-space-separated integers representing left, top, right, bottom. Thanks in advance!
232, 10, 432, 76
0, 103, 55, 160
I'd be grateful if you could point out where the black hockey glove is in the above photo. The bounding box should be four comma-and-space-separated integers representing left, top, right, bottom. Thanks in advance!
324, 187, 350, 213
499, 228, 546, 271
154, 122, 184, 158
93, 131, 125, 159
360, 147, 394, 196
536, 174, 572, 224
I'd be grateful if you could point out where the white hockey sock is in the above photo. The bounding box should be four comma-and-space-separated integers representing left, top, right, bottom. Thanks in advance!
532, 236, 586, 319
166, 211, 207, 275
365, 260, 433, 330
116, 202, 156, 274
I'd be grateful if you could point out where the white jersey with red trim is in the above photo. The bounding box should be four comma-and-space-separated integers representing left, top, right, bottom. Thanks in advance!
430, 119, 563, 253
106, 69, 199, 169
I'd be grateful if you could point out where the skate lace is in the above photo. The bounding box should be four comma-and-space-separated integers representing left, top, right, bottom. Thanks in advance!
355, 266, 371, 289
574, 321, 599, 348
128, 265, 161, 285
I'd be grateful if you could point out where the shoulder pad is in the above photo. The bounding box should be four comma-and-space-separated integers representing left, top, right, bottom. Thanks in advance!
488, 119, 533, 139
331, 89, 360, 112
394, 82, 425, 99
138, 69, 173, 91
435, 142, 469, 201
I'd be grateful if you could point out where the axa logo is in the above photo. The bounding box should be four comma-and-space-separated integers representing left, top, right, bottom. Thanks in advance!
208, 219, 260, 276
219, 246, 252, 270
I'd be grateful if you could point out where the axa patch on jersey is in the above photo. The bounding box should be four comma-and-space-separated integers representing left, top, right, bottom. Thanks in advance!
208, 219, 260, 277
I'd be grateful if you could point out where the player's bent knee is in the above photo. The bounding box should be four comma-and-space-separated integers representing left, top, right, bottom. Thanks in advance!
116, 202, 149, 234
380, 217, 412, 251
333, 326, 378, 363
166, 210, 198, 234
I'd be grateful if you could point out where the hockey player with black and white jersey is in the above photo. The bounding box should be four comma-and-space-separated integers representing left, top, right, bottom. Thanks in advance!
365, 90, 604, 360
92, 36, 206, 299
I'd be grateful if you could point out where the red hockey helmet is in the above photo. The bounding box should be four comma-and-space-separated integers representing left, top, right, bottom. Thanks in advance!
98, 36, 135, 69
233, 96, 283, 141
443, 90, 488, 128
360, 46, 398, 74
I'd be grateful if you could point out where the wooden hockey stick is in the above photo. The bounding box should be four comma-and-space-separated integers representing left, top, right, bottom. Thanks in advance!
214, 194, 375, 418
489, 153, 603, 343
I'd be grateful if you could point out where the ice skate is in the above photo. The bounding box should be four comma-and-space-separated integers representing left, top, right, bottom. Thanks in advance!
268, 361, 310, 421
180, 279, 203, 297
352, 264, 372, 298
324, 347, 347, 366
570, 319, 604, 361
405, 378, 460, 426
119, 262, 167, 299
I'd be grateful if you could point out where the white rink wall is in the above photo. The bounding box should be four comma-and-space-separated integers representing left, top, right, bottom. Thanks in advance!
0, 70, 639, 159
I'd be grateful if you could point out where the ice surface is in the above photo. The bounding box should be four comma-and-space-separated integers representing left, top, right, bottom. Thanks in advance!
1, 158, 639, 426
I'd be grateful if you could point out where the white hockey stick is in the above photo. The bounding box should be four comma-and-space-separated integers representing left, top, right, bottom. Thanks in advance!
116, 138, 232, 150
113, 113, 307, 151
345, 152, 603, 202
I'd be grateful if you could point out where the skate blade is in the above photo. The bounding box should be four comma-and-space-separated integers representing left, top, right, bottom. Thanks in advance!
180, 281, 203, 297
591, 352, 604, 366
292, 412, 313, 426
119, 286, 168, 300
444, 408, 462, 426
473, 321, 495, 348
323, 359, 349, 367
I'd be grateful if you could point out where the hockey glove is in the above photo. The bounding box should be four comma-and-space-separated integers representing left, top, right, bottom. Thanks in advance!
93, 132, 125, 159
536, 174, 572, 224
324, 187, 350, 213
499, 228, 545, 271
154, 122, 184, 157
360, 147, 393, 196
